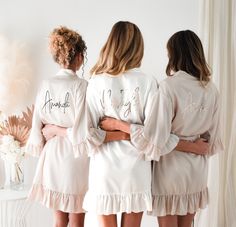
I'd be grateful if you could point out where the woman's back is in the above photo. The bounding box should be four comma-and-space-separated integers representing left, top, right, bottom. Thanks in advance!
161, 70, 219, 139
37, 69, 87, 128
151, 71, 222, 217
83, 68, 157, 214
27, 69, 89, 213
87, 68, 157, 125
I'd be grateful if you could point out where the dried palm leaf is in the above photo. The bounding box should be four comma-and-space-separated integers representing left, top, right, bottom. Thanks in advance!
0, 106, 34, 146
21, 105, 34, 129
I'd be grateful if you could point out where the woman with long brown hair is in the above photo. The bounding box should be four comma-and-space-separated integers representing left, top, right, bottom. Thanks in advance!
150, 30, 223, 227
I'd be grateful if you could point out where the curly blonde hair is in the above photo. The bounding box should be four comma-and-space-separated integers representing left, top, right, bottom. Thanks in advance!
49, 26, 87, 68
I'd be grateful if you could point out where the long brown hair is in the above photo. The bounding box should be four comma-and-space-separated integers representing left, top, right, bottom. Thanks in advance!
166, 30, 211, 85
90, 21, 144, 76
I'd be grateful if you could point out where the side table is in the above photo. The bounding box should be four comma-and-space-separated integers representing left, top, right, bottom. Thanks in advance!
0, 186, 31, 227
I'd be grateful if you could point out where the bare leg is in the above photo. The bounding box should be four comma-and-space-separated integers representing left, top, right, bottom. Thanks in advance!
121, 212, 143, 227
98, 214, 117, 227
68, 213, 85, 227
178, 213, 195, 227
158, 215, 178, 227
54, 210, 69, 227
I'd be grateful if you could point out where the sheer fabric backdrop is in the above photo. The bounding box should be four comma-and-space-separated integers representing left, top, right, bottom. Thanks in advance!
196, 0, 236, 226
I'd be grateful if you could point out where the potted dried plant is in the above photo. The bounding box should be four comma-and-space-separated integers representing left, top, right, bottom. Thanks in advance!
0, 106, 34, 190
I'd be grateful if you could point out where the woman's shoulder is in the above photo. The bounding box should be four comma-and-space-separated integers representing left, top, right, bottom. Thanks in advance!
41, 75, 87, 92
159, 75, 173, 89
124, 69, 158, 86
87, 75, 106, 90
67, 77, 87, 93
206, 80, 220, 97
87, 70, 158, 91
160, 72, 220, 99
160, 70, 202, 89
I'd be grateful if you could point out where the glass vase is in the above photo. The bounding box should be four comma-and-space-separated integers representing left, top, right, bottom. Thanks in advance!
9, 162, 24, 190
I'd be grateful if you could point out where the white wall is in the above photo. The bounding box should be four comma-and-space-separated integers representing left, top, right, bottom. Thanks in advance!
0, 0, 199, 226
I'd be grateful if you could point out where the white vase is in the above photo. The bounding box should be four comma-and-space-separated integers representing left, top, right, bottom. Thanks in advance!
9, 161, 24, 190
4, 160, 24, 190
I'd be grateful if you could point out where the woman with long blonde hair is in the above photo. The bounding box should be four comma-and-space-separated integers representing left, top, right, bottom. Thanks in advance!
83, 21, 158, 227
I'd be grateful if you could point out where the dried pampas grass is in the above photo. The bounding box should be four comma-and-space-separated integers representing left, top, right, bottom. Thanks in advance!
0, 35, 33, 115
0, 106, 34, 146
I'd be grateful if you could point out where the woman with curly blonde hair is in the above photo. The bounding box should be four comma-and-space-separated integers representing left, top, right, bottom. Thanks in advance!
26, 26, 89, 227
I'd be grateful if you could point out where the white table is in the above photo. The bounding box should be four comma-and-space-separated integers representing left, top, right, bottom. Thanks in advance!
0, 186, 31, 227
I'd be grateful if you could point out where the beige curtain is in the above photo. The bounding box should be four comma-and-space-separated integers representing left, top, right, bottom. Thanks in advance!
196, 0, 236, 226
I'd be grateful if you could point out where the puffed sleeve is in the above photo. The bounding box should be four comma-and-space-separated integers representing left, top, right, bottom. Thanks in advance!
130, 80, 179, 161
207, 91, 224, 155
25, 84, 45, 157
85, 79, 106, 155
67, 80, 88, 157
70, 79, 106, 157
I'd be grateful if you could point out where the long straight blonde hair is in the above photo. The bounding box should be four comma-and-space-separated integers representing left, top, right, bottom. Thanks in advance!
90, 21, 144, 76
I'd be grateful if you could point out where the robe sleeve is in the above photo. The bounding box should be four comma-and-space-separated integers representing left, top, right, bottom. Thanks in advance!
66, 80, 87, 157
130, 81, 179, 161
70, 79, 106, 158
207, 91, 224, 155
25, 83, 45, 157
85, 80, 106, 155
